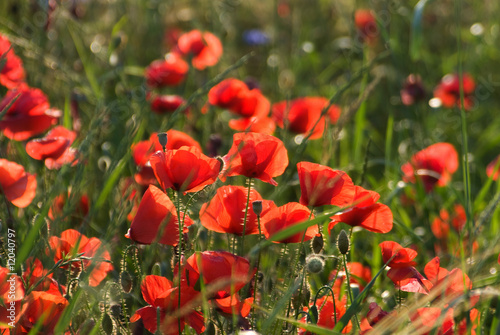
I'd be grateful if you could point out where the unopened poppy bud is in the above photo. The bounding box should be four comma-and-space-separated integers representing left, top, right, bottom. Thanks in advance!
337, 229, 350, 255
252, 200, 263, 217
152, 262, 161, 276
158, 132, 168, 151
311, 233, 324, 253
306, 255, 325, 274
101, 313, 113, 334
308, 305, 319, 324
120, 270, 133, 293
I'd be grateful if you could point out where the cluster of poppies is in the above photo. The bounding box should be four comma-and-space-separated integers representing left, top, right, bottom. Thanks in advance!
0, 229, 112, 333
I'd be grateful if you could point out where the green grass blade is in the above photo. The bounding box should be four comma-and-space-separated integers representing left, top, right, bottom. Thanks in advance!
410, 0, 434, 61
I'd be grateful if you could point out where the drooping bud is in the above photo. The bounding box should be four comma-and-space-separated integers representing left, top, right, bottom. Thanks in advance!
337, 229, 350, 255
311, 233, 324, 254
305, 255, 325, 274
252, 200, 263, 217
119, 270, 133, 293
308, 305, 319, 324
157, 132, 168, 152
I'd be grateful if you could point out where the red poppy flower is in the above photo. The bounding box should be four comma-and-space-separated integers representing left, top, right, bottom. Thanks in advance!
48, 229, 113, 286
229, 115, 276, 135
486, 154, 500, 181
23, 258, 63, 294
26, 126, 78, 169
132, 131, 202, 186
0, 34, 26, 89
130, 275, 205, 335
126, 185, 192, 246
401, 74, 426, 106
410, 307, 454, 335
298, 296, 352, 334
424, 257, 472, 301
208, 78, 271, 118
354, 9, 378, 45
150, 146, 220, 193
0, 266, 24, 329
18, 291, 68, 334
149, 94, 187, 114
181, 251, 254, 299
0, 86, 60, 141
380, 241, 432, 294
176, 30, 223, 70
329, 262, 372, 294
329, 186, 393, 234
47, 191, 89, 222
213, 294, 253, 321
200, 185, 276, 236
272, 97, 341, 139
221, 132, 288, 186
261, 202, 317, 244
297, 162, 355, 207
0, 158, 37, 208
145, 54, 189, 88
401, 142, 459, 192
433, 73, 476, 110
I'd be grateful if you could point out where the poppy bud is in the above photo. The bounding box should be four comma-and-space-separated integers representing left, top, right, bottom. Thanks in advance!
308, 305, 319, 324
101, 312, 114, 334
110, 304, 122, 319
337, 229, 350, 255
306, 255, 325, 274
205, 322, 216, 335
252, 200, 263, 217
311, 233, 324, 253
157, 132, 168, 152
152, 262, 161, 276
120, 270, 133, 293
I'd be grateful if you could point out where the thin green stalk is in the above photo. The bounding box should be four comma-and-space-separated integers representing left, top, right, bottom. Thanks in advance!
240, 178, 253, 255
252, 214, 263, 329
176, 191, 184, 335
342, 254, 360, 330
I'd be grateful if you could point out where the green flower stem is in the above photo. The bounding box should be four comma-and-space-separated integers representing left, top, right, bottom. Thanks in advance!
343, 254, 360, 330
176, 191, 184, 335
240, 177, 253, 255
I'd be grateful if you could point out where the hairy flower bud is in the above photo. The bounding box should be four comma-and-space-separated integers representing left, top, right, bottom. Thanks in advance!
337, 229, 350, 255
306, 255, 325, 274
311, 233, 324, 253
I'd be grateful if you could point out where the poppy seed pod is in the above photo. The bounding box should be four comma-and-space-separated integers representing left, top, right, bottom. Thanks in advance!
252, 200, 263, 217
157, 132, 168, 151
337, 230, 350, 255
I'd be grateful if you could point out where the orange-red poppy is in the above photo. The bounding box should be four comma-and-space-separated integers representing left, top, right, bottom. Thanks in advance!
213, 294, 253, 324
175, 30, 222, 70
47, 191, 89, 222
22, 258, 64, 294
354, 9, 378, 45
434, 73, 476, 110
221, 132, 288, 186
401, 142, 458, 192
181, 251, 254, 299
228, 115, 276, 135
0, 34, 25, 89
18, 291, 68, 334
145, 54, 189, 88
150, 94, 187, 114
424, 257, 472, 301
380, 241, 432, 294
0, 267, 24, 330
486, 154, 500, 181
208, 78, 271, 118
26, 126, 78, 169
297, 162, 355, 207
299, 296, 352, 334
0, 158, 37, 208
329, 262, 372, 294
199, 185, 276, 236
126, 185, 192, 246
150, 146, 220, 193
410, 307, 454, 335
0, 86, 60, 141
261, 202, 317, 244
48, 229, 113, 287
329, 186, 393, 234
130, 275, 205, 335
272, 97, 341, 139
